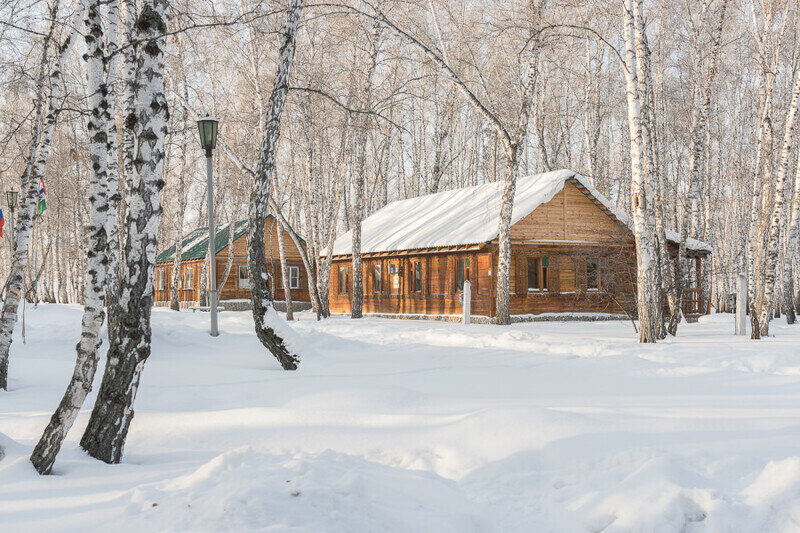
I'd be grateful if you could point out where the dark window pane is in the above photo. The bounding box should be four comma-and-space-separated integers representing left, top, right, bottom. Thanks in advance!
528, 258, 539, 290
587, 259, 598, 290
456, 259, 465, 290
374, 264, 382, 293
414, 262, 422, 292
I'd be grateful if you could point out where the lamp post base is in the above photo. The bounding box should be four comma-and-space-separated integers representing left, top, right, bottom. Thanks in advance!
209, 290, 219, 337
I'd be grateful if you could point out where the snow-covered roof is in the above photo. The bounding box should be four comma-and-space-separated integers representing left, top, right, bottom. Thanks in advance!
323, 169, 712, 257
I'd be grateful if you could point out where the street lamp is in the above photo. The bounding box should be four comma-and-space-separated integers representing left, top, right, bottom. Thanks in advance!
197, 116, 219, 337
6, 189, 18, 247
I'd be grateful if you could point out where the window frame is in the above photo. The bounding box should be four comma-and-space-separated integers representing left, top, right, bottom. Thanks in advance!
586, 258, 600, 291
157, 269, 165, 291
339, 265, 349, 294
412, 261, 422, 293
456, 258, 471, 291
288, 265, 300, 290
238, 265, 250, 289
185, 267, 194, 290
374, 263, 382, 293
527, 256, 549, 292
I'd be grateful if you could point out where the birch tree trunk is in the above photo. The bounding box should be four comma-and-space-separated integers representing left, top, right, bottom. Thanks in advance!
276, 213, 294, 320
622, 0, 658, 342
0, 1, 84, 390
218, 218, 236, 293
30, 0, 110, 474
169, 60, 190, 311
674, 0, 727, 335
79, 0, 170, 464
351, 19, 382, 319
246, 0, 302, 370
757, 60, 800, 336
784, 148, 800, 324
494, 35, 541, 326
105, 0, 122, 326
632, 0, 665, 337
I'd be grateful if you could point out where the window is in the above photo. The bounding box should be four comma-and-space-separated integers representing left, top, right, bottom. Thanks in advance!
157, 269, 164, 291
587, 259, 599, 291
412, 261, 422, 293
456, 258, 470, 291
185, 267, 194, 290
374, 263, 382, 293
339, 266, 349, 294
527, 257, 548, 291
289, 266, 300, 290
238, 265, 250, 289
431, 257, 446, 295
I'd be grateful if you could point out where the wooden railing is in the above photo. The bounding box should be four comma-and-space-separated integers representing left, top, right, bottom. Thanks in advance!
681, 287, 708, 317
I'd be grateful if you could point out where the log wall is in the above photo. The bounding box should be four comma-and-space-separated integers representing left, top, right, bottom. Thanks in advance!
154, 218, 310, 306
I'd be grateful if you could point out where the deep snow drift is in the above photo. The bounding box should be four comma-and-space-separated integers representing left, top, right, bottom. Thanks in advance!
2, 305, 800, 532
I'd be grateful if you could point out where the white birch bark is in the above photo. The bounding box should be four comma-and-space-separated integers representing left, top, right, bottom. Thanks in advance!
0, 0, 85, 390
30, 0, 110, 474
632, 0, 665, 337
351, 18, 382, 319
276, 213, 294, 320
622, 0, 658, 342
757, 60, 800, 336
246, 0, 303, 370
80, 0, 170, 464
784, 154, 800, 324
675, 0, 727, 334
105, 0, 121, 325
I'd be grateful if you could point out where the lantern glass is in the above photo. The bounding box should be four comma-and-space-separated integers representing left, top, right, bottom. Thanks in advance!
197, 116, 219, 153
6, 189, 18, 209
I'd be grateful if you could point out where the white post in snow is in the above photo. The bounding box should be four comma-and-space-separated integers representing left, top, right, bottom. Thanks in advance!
463, 280, 471, 324
736, 273, 747, 336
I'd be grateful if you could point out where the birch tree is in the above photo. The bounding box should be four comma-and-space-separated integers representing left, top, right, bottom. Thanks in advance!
0, 1, 85, 390
79, 0, 170, 463
350, 18, 382, 319
246, 0, 303, 370
757, 49, 800, 336
30, 0, 111, 474
621, 0, 659, 342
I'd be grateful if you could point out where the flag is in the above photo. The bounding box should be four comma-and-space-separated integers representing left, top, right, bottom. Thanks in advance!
0, 208, 4, 237
36, 177, 47, 216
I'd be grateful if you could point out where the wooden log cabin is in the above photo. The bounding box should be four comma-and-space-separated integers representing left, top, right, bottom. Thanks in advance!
154, 216, 311, 308
321, 169, 712, 320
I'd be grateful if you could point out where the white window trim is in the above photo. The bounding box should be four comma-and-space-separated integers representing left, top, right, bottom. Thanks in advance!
289, 266, 300, 290
185, 267, 194, 290
157, 270, 164, 291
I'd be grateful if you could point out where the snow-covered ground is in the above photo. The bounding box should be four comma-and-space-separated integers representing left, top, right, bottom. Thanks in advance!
2, 305, 800, 532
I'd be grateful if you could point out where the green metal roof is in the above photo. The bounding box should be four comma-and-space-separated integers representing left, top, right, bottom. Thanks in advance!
157, 218, 250, 263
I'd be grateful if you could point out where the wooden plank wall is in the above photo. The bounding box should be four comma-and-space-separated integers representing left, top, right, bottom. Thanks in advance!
327, 250, 494, 316
506, 243, 636, 315
154, 218, 310, 305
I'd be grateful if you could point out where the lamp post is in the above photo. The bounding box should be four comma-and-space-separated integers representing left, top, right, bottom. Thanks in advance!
197, 116, 219, 337
6, 189, 18, 249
